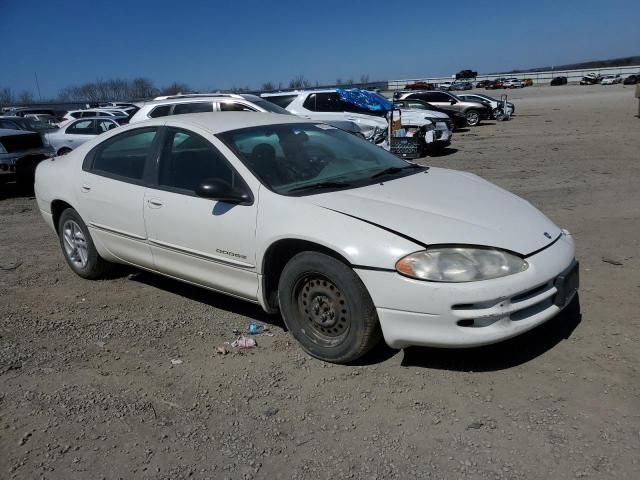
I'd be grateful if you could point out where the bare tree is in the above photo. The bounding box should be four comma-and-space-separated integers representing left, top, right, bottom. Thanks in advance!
336, 78, 343, 85
261, 81, 275, 91
130, 78, 156, 99
0, 87, 14, 107
360, 74, 370, 84
18, 90, 34, 105
159, 82, 190, 96
289, 75, 310, 89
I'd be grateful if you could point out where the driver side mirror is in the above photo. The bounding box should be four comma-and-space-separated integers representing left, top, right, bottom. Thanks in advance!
449, 99, 457, 104
196, 179, 251, 204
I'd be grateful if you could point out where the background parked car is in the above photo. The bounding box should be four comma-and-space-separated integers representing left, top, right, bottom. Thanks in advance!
0, 116, 56, 134
437, 81, 453, 91
1, 128, 54, 187
521, 79, 534, 87
405, 81, 435, 90
600, 75, 622, 85
395, 90, 491, 127
62, 109, 129, 124
475, 80, 492, 88
503, 78, 523, 88
450, 81, 472, 91
23, 113, 61, 128
623, 74, 639, 85
391, 95, 468, 129
261, 90, 389, 144
485, 79, 505, 89
580, 73, 601, 85
550, 76, 568, 86
457, 94, 515, 118
45, 118, 120, 155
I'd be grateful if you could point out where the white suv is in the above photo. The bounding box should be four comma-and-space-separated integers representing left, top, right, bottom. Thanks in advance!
129, 94, 291, 124
261, 90, 390, 144
128, 93, 365, 137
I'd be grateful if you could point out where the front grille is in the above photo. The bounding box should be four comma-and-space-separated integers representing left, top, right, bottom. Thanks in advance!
452, 280, 557, 328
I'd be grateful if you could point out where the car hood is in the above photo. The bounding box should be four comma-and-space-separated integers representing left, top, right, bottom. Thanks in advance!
308, 167, 560, 256
400, 108, 449, 120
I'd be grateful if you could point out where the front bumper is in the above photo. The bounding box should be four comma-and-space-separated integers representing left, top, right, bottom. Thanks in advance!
356, 232, 577, 349
0, 147, 55, 176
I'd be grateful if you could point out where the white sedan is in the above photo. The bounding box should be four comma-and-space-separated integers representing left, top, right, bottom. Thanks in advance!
34, 113, 578, 363
45, 117, 120, 155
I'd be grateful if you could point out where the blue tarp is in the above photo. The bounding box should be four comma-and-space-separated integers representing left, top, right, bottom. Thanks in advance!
336, 88, 392, 112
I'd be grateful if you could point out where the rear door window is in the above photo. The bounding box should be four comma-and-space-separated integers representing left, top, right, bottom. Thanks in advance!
67, 119, 96, 135
89, 128, 158, 183
314, 93, 342, 112
219, 102, 257, 112
263, 95, 297, 108
149, 105, 171, 118
172, 102, 214, 115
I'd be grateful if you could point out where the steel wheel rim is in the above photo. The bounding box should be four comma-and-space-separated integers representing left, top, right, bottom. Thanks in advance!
295, 274, 350, 346
62, 220, 88, 268
467, 111, 479, 125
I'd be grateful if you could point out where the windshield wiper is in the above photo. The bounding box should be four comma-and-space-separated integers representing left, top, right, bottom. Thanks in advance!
286, 181, 352, 193
370, 164, 422, 180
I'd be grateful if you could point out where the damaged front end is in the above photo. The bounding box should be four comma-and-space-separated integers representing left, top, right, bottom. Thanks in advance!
0, 130, 55, 185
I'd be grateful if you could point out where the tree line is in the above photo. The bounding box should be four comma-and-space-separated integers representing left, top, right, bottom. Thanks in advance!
1, 73, 375, 107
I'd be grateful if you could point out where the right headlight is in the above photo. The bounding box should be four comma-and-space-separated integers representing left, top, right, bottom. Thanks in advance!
396, 247, 528, 282
0, 143, 7, 154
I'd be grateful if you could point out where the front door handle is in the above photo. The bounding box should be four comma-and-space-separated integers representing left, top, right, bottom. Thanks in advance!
80, 184, 91, 192
147, 199, 163, 208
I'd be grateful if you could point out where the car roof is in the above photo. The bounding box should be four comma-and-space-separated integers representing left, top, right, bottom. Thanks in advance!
68, 109, 127, 116
129, 112, 313, 134
261, 89, 339, 97
148, 94, 263, 104
68, 116, 119, 121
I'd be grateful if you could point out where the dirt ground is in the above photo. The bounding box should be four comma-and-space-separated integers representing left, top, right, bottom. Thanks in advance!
1, 84, 639, 480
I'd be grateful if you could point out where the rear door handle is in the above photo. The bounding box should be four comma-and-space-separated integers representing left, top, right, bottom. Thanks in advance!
147, 199, 163, 208
80, 184, 91, 192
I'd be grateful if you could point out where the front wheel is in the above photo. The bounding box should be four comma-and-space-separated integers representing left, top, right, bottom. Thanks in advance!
465, 109, 480, 126
278, 252, 382, 363
57, 147, 72, 156
58, 208, 111, 279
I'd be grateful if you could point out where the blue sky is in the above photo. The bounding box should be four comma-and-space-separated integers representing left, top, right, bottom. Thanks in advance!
2, 0, 639, 98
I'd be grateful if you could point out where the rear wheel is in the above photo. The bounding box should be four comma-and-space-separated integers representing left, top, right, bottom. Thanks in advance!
278, 252, 382, 363
57, 147, 72, 156
58, 208, 110, 279
465, 109, 480, 126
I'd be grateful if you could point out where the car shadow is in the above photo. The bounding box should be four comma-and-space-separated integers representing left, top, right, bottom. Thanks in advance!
454, 128, 470, 133
429, 147, 458, 157
129, 270, 282, 327
0, 180, 34, 200
400, 295, 582, 372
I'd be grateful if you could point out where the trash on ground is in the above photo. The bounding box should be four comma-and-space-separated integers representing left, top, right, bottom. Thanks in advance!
170, 359, 183, 365
245, 322, 274, 336
230, 336, 257, 349
216, 346, 229, 355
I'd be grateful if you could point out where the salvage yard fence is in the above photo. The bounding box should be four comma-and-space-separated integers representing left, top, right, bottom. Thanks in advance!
388, 65, 640, 90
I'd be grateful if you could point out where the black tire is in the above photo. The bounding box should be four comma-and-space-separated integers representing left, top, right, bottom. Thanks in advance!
57, 147, 72, 156
57, 208, 110, 279
278, 252, 382, 363
465, 109, 480, 126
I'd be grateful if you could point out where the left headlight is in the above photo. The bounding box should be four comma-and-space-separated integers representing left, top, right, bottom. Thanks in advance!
396, 247, 528, 282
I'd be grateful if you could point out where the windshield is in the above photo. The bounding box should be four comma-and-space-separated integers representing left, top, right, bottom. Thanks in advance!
252, 100, 292, 115
218, 123, 421, 195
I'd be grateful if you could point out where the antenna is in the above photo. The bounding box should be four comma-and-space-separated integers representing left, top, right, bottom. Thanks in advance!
34, 72, 42, 101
